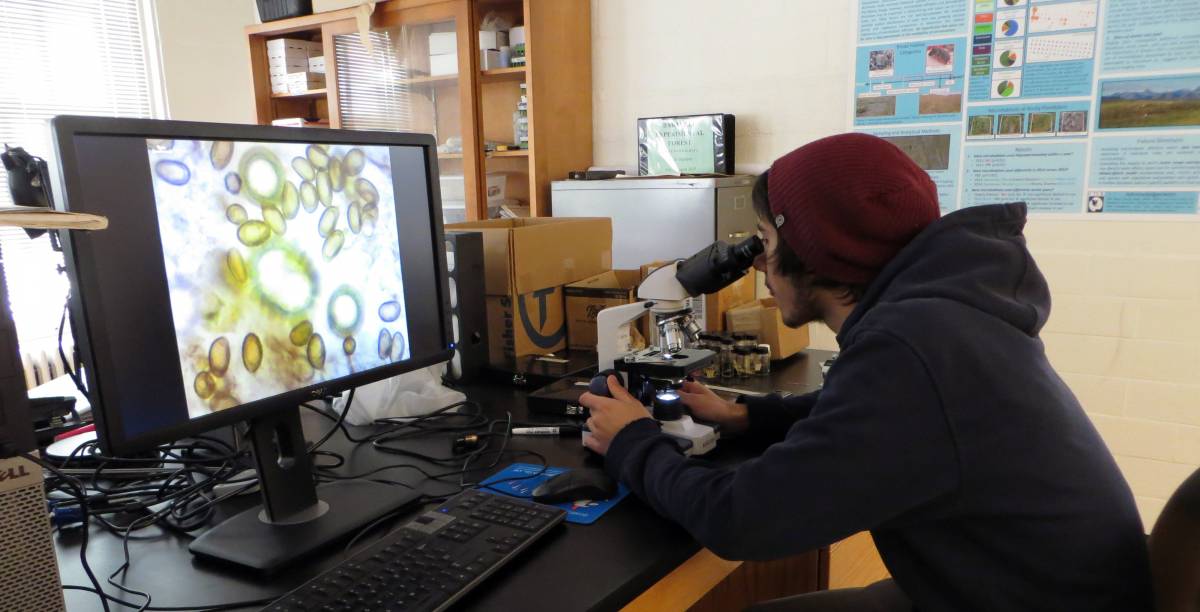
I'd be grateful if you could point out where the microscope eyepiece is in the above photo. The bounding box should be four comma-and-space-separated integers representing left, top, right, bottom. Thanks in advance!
674, 235, 764, 296
731, 235, 764, 263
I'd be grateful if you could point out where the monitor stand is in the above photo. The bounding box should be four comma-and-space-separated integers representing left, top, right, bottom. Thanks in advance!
188, 407, 419, 573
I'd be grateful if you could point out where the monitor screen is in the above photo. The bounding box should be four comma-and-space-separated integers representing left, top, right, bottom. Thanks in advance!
53, 118, 452, 453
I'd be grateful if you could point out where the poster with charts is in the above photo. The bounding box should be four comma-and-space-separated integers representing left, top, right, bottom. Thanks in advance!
851, 0, 1200, 217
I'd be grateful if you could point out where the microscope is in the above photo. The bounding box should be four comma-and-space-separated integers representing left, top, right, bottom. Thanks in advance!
585, 236, 763, 456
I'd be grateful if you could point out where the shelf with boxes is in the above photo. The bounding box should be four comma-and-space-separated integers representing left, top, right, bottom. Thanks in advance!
245, 0, 591, 219
271, 88, 327, 100
480, 66, 527, 82
265, 38, 326, 96
254, 34, 330, 127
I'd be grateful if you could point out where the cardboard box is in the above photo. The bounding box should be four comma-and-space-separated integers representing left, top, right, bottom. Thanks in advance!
565, 270, 641, 350
638, 262, 756, 332
427, 48, 505, 76
481, 49, 502, 70
271, 118, 329, 128
509, 26, 526, 46
429, 32, 457, 56
269, 50, 310, 67
285, 72, 325, 94
445, 218, 612, 297
308, 56, 326, 74
485, 288, 566, 364
267, 37, 308, 56
479, 30, 509, 50
429, 53, 457, 77
445, 218, 613, 363
271, 63, 308, 93
270, 60, 306, 70
725, 298, 809, 359
267, 38, 320, 62
270, 61, 309, 74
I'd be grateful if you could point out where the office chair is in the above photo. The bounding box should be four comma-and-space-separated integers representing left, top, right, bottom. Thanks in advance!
1149, 466, 1200, 612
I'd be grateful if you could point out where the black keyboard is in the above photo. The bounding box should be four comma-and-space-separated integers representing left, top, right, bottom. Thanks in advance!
266, 490, 566, 612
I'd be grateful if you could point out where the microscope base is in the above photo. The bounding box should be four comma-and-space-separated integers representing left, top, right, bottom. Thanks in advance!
661, 415, 718, 456
581, 415, 719, 456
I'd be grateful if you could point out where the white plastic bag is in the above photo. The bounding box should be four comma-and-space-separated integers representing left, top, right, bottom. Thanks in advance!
333, 363, 466, 426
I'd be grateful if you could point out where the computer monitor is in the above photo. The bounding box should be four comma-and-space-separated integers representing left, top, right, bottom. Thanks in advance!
51, 116, 454, 571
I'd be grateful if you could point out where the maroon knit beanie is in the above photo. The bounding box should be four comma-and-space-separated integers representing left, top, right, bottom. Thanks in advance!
766, 133, 941, 285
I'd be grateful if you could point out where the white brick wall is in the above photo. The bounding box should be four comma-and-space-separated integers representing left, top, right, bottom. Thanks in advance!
1032, 220, 1200, 529
591, 0, 1200, 531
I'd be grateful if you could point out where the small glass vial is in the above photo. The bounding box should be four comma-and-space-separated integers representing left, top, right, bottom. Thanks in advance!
754, 346, 771, 376
732, 346, 754, 378
719, 336, 736, 378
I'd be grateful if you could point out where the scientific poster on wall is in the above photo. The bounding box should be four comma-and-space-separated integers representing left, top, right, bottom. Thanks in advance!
851, 0, 1200, 217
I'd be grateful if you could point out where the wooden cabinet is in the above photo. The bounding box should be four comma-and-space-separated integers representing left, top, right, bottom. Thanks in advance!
245, 0, 591, 222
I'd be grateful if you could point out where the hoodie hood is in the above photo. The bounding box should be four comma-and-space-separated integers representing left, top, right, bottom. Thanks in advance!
838, 203, 1049, 344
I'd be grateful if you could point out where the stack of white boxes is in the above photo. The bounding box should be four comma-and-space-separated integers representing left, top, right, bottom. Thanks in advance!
479, 30, 508, 70
427, 30, 511, 76
428, 32, 457, 77
267, 38, 325, 95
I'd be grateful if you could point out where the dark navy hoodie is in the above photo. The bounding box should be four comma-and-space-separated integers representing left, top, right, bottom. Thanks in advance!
605, 203, 1154, 611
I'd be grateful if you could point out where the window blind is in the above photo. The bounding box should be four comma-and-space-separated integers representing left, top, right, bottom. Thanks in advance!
333, 29, 414, 132
0, 0, 161, 355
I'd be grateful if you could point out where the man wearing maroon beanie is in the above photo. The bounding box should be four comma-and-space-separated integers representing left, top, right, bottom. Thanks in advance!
581, 134, 1153, 610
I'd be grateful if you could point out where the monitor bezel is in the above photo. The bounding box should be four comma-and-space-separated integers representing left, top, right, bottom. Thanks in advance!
51, 116, 455, 455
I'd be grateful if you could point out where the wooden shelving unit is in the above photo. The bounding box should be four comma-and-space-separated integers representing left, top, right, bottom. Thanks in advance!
480, 66, 526, 82
270, 88, 327, 99
244, 0, 591, 219
400, 74, 460, 87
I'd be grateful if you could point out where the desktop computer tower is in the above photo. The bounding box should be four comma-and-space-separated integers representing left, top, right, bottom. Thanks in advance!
0, 252, 66, 611
443, 231, 488, 383
0, 453, 65, 612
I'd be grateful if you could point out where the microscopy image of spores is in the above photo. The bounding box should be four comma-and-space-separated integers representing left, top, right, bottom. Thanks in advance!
145, 139, 410, 418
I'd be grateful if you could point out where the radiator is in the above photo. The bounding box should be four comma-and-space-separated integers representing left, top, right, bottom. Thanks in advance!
19, 342, 76, 390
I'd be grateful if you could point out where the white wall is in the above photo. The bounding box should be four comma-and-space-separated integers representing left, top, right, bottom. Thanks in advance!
592, 0, 852, 174
153, 0, 259, 124
591, 0, 1200, 529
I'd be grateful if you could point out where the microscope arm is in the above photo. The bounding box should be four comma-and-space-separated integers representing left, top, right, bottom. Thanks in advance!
597, 301, 653, 373
637, 262, 691, 301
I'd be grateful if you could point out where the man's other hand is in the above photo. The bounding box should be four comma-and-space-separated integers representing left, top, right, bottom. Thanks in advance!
678, 380, 749, 434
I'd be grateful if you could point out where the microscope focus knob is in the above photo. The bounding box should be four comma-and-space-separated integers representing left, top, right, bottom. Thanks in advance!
589, 369, 618, 397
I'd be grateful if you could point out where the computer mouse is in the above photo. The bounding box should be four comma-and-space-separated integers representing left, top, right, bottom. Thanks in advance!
531, 468, 618, 504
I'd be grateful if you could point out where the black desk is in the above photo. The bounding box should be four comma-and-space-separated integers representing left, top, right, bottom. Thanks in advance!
56, 350, 831, 611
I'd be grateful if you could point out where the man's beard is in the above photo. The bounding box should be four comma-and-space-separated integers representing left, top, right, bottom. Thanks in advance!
772, 281, 822, 328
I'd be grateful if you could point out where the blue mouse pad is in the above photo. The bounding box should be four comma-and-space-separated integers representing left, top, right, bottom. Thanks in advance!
479, 463, 630, 525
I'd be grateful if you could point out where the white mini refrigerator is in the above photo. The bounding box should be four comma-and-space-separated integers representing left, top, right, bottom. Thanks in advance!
550, 175, 758, 269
